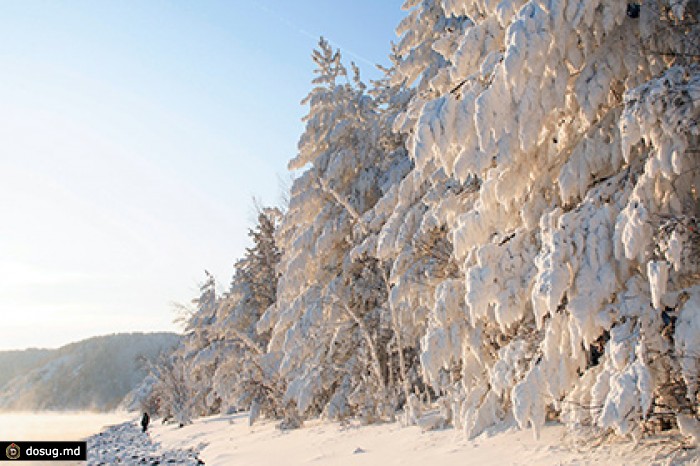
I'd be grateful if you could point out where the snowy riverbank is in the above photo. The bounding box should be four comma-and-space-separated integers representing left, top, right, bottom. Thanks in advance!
86, 420, 204, 465
83, 413, 699, 465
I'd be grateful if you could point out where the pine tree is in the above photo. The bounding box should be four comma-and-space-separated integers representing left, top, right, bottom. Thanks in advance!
184, 271, 222, 416
258, 38, 417, 424
212, 207, 284, 423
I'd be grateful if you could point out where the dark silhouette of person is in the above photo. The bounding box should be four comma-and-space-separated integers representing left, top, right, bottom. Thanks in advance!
141, 412, 150, 433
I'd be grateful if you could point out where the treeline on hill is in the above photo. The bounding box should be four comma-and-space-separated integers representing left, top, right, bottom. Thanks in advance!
144, 0, 700, 441
0, 333, 179, 411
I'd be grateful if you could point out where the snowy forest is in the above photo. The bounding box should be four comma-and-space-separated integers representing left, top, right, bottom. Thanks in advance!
143, 0, 700, 443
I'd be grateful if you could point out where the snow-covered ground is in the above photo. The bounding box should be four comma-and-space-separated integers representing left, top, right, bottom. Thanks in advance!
80, 413, 696, 466
87, 421, 204, 465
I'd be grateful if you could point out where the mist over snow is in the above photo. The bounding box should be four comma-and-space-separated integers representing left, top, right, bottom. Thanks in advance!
0, 411, 133, 442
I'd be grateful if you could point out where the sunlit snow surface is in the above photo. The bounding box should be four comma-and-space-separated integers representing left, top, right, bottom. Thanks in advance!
145, 414, 696, 465
8, 412, 693, 465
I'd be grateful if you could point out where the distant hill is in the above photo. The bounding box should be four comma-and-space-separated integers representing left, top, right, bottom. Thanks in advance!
0, 332, 179, 411
0, 348, 54, 390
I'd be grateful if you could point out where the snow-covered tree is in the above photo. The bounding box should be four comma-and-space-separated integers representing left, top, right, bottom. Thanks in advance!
257, 38, 419, 424
181, 271, 222, 417
149, 272, 221, 424
387, 0, 700, 440
151, 207, 285, 425
211, 207, 284, 423
153, 0, 700, 445
146, 352, 193, 425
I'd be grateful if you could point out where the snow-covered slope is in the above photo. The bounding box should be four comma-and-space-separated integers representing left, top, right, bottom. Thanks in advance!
0, 332, 179, 411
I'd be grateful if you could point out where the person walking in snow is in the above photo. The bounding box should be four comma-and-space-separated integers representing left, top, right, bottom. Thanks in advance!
141, 412, 150, 433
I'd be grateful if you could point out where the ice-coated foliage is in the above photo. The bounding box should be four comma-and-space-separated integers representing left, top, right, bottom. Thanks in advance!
211, 208, 285, 423
259, 37, 414, 424
151, 0, 700, 442
149, 209, 284, 425
395, 0, 700, 440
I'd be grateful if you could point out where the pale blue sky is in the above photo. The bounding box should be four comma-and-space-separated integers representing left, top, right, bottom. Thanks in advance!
0, 1, 405, 350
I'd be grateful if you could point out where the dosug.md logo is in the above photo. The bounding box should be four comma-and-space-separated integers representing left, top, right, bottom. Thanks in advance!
5, 442, 20, 460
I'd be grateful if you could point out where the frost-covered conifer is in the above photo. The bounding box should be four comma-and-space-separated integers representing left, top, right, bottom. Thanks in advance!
152, 208, 284, 424
154, 0, 700, 443
211, 208, 284, 423
150, 272, 220, 424
258, 38, 418, 424
387, 0, 700, 439
177, 272, 222, 419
